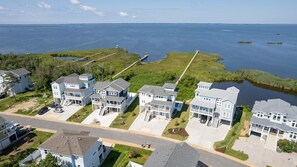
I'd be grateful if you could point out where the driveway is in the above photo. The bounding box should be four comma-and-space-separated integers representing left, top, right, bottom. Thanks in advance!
35, 105, 82, 121
233, 136, 297, 167
82, 109, 118, 127
186, 118, 230, 149
129, 113, 169, 136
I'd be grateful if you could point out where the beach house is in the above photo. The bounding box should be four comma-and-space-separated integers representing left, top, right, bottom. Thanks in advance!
249, 99, 297, 142
39, 130, 106, 167
0, 68, 34, 95
0, 116, 18, 150
190, 82, 240, 127
138, 83, 179, 121
51, 73, 95, 106
90, 78, 131, 115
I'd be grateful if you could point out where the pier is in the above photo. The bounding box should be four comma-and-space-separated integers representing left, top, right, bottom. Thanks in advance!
112, 54, 149, 79
175, 50, 199, 85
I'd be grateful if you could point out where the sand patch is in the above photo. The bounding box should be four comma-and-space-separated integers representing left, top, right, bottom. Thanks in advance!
5, 98, 37, 113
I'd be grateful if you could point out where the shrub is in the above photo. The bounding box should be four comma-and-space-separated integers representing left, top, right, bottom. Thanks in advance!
174, 121, 179, 126
277, 139, 294, 153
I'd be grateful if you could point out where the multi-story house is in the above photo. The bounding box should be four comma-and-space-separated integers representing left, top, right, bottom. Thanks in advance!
138, 83, 178, 121
90, 78, 131, 116
0, 116, 18, 150
51, 73, 95, 106
190, 81, 240, 127
39, 130, 106, 167
249, 99, 297, 142
0, 68, 34, 95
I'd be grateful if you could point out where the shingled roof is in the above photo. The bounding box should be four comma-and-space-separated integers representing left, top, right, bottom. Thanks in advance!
94, 78, 130, 92
39, 130, 99, 157
144, 142, 200, 167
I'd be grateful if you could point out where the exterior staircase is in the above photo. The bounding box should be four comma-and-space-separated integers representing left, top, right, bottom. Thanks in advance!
212, 116, 220, 128
144, 110, 151, 122
99, 106, 107, 116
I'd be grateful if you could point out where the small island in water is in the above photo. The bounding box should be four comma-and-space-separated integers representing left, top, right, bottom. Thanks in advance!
237, 41, 252, 44
267, 41, 283, 45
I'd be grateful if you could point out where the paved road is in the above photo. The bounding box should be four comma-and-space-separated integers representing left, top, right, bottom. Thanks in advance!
0, 114, 248, 167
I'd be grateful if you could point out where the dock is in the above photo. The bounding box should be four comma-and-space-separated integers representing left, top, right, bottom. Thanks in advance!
83, 52, 117, 66
112, 54, 149, 79
175, 50, 199, 85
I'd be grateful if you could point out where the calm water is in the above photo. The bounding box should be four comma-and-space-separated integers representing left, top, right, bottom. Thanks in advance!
0, 24, 297, 105
0, 24, 296, 78
213, 81, 297, 106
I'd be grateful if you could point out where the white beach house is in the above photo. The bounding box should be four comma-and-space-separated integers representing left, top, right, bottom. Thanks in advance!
0, 68, 34, 95
249, 99, 297, 142
190, 82, 240, 127
51, 73, 95, 106
138, 83, 179, 121
39, 130, 106, 167
90, 78, 131, 116
0, 116, 18, 150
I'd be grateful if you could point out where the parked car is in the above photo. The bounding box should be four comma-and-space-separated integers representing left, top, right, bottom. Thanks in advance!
200, 115, 207, 124
0, 92, 6, 99
38, 107, 48, 115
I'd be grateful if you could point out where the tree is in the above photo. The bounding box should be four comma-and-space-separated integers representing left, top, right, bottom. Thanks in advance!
2, 72, 19, 101
32, 153, 63, 167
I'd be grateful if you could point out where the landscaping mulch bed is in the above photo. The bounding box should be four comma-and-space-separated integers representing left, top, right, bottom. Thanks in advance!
168, 128, 189, 137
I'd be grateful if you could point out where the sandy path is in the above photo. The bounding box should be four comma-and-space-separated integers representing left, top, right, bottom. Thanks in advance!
5, 98, 37, 113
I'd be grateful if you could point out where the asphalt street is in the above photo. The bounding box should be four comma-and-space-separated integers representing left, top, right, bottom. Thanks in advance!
0, 114, 248, 167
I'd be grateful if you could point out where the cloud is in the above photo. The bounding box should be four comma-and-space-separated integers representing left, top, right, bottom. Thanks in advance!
0, 6, 4, 10
70, 0, 80, 5
38, 2, 51, 9
119, 12, 128, 17
80, 5, 103, 16
132, 15, 137, 19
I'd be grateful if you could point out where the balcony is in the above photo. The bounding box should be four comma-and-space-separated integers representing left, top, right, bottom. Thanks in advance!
64, 95, 84, 100
191, 107, 213, 115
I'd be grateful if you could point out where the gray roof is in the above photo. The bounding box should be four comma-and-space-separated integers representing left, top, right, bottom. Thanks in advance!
198, 81, 213, 88
94, 78, 130, 92
252, 99, 297, 120
150, 100, 174, 107
9, 68, 31, 76
64, 73, 83, 85
199, 86, 239, 104
64, 88, 87, 93
138, 85, 177, 97
39, 130, 99, 157
144, 142, 200, 167
80, 73, 92, 77
251, 116, 297, 133
105, 95, 125, 102
190, 98, 216, 109
163, 83, 177, 90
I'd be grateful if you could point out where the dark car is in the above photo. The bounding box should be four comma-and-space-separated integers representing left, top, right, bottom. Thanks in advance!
0, 92, 7, 99
38, 107, 48, 115
200, 115, 207, 124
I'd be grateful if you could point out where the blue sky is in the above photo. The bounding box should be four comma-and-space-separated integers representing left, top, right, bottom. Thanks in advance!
0, 0, 296, 24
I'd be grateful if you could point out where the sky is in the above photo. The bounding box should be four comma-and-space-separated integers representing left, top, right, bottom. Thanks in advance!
0, 0, 296, 24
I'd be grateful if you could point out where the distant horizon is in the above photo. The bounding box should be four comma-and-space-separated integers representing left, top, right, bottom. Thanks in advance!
1, 22, 297, 25
1, 0, 296, 24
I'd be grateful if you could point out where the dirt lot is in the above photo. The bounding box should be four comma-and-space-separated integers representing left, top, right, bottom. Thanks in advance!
5, 98, 37, 113
240, 120, 250, 136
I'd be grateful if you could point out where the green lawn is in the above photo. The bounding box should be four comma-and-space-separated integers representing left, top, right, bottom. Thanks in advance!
162, 103, 190, 141
0, 130, 54, 166
213, 106, 252, 161
67, 104, 93, 123
101, 144, 152, 167
110, 97, 139, 129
